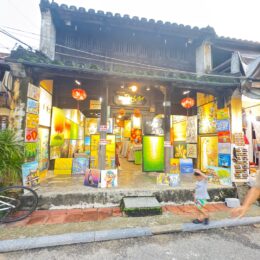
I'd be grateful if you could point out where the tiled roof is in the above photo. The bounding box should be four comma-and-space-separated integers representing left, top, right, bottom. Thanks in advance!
39, 0, 216, 37
215, 36, 260, 47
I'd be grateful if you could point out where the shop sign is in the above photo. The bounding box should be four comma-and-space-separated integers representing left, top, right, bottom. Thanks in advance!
100, 125, 108, 132
90, 100, 101, 110
114, 94, 146, 106
100, 139, 108, 145
164, 141, 172, 147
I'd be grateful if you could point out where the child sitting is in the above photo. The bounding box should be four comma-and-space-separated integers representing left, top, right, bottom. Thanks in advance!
193, 169, 210, 225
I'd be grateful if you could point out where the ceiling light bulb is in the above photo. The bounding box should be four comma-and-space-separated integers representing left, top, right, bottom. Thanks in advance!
131, 85, 137, 92
75, 80, 81, 86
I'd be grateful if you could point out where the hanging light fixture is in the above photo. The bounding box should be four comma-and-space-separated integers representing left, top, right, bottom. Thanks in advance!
72, 88, 87, 101
118, 108, 126, 116
181, 97, 195, 109
133, 108, 141, 117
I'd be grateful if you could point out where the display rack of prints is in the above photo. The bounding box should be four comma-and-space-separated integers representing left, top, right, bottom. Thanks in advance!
231, 145, 249, 182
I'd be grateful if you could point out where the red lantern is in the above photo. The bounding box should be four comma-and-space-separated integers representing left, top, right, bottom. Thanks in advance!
133, 108, 141, 117
181, 97, 195, 109
118, 108, 126, 116
72, 88, 87, 101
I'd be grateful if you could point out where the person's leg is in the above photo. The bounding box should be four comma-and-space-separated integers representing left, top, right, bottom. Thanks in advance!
193, 200, 209, 224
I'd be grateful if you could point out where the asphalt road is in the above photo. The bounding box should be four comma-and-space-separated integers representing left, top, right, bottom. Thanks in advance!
1, 226, 260, 260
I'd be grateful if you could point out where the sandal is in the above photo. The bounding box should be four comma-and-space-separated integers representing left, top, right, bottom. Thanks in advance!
192, 219, 203, 224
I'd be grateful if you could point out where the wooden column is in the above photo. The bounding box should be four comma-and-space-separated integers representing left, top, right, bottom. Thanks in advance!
163, 86, 172, 173
98, 82, 108, 170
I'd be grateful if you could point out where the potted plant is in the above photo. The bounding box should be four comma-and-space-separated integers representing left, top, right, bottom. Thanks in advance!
0, 129, 25, 187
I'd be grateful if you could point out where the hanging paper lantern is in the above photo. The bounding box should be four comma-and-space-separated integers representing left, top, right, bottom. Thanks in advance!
118, 108, 126, 116
72, 88, 87, 101
133, 108, 141, 117
181, 97, 195, 109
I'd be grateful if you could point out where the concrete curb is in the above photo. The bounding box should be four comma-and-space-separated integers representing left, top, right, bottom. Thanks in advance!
0, 227, 152, 253
1, 216, 260, 253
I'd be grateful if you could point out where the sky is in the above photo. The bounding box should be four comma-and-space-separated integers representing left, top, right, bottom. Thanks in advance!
0, 0, 260, 53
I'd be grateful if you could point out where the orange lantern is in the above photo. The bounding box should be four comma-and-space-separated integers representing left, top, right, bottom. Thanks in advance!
133, 108, 141, 117
181, 97, 195, 109
118, 108, 126, 116
72, 88, 87, 101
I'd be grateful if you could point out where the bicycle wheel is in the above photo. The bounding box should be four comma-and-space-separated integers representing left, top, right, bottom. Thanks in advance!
0, 186, 38, 223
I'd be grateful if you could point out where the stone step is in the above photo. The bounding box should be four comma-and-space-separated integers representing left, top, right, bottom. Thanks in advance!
37, 187, 236, 209
121, 196, 162, 217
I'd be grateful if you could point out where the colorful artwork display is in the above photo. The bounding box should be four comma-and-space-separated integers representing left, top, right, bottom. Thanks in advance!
50, 146, 61, 160
170, 158, 180, 174
180, 159, 193, 174
72, 158, 88, 175
106, 134, 116, 169
101, 169, 118, 188
85, 118, 99, 135
84, 169, 100, 188
174, 142, 187, 158
25, 128, 38, 142
60, 139, 70, 158
157, 173, 170, 185
70, 121, 79, 139
217, 108, 229, 120
168, 174, 180, 187
218, 154, 231, 167
186, 116, 197, 143
64, 119, 71, 139
143, 136, 164, 172
157, 173, 180, 187
130, 128, 142, 144
54, 158, 73, 175
38, 128, 49, 171
90, 134, 100, 168
187, 144, 197, 158
207, 166, 232, 186
123, 120, 131, 137
218, 143, 231, 154
216, 119, 230, 132
198, 102, 217, 134
27, 83, 40, 101
50, 107, 65, 146
39, 87, 52, 127
173, 120, 187, 142
68, 140, 77, 158
22, 161, 39, 188
25, 142, 38, 162
218, 131, 231, 143
26, 98, 39, 114
26, 113, 39, 129
200, 136, 218, 171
